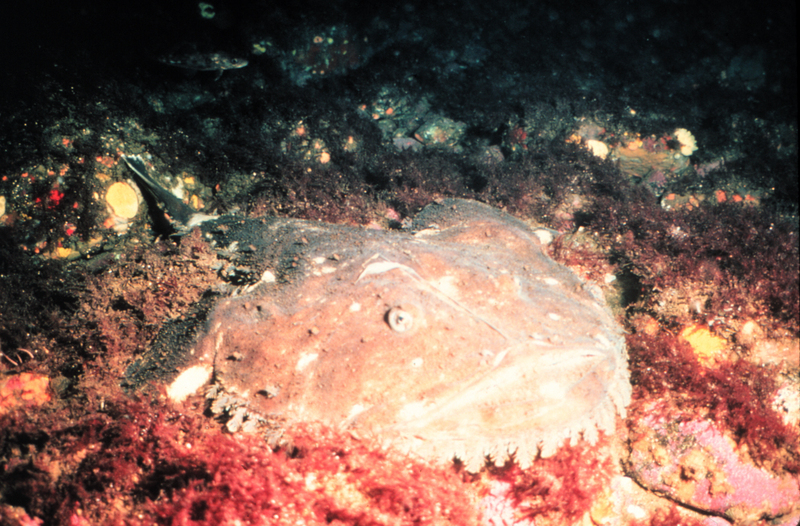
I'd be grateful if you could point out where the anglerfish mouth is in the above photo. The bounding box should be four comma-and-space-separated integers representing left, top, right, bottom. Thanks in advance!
377, 338, 629, 469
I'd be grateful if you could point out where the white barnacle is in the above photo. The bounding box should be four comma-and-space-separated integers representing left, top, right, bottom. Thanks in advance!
296, 352, 319, 371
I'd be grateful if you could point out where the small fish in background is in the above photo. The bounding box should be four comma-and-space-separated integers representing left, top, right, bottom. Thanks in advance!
157, 52, 248, 79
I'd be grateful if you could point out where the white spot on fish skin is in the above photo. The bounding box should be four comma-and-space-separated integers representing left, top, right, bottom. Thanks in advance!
396, 400, 430, 420
412, 228, 439, 237
167, 365, 212, 402
347, 404, 367, 420
261, 270, 276, 283
584, 283, 606, 302
312, 267, 337, 276
543, 277, 560, 286
478, 349, 494, 366
539, 380, 568, 400
492, 349, 509, 367
594, 334, 611, 347
296, 352, 319, 371
410, 357, 423, 368
430, 275, 459, 298
547, 312, 562, 321
532, 228, 555, 245
311, 256, 337, 274
357, 259, 405, 280
627, 505, 647, 520
349, 302, 361, 312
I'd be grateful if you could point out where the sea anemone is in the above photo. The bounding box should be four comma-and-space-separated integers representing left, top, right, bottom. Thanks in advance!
673, 128, 697, 156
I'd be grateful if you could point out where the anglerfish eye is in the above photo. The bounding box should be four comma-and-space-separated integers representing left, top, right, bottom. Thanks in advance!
386, 306, 414, 333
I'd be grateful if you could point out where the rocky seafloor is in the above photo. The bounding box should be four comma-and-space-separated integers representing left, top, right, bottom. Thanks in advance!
0, 1, 797, 525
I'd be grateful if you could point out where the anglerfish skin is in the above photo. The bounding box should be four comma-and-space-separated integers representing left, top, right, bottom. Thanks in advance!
125, 199, 630, 471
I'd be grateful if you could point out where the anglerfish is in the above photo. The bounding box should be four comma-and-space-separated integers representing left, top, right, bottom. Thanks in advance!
125, 196, 630, 472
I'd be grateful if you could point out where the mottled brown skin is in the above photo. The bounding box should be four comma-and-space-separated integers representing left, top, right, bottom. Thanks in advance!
131, 199, 630, 471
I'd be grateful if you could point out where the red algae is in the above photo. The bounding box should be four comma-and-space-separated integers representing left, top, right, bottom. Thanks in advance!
626, 329, 799, 474
137, 423, 478, 525
0, 396, 478, 525
582, 192, 799, 333
630, 505, 708, 526
0, 373, 51, 415
485, 436, 614, 525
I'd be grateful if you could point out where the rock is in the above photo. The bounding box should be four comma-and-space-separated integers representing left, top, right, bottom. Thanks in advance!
626, 401, 800, 525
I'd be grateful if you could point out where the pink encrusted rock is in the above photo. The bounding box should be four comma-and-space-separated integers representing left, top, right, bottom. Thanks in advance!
626, 402, 800, 525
